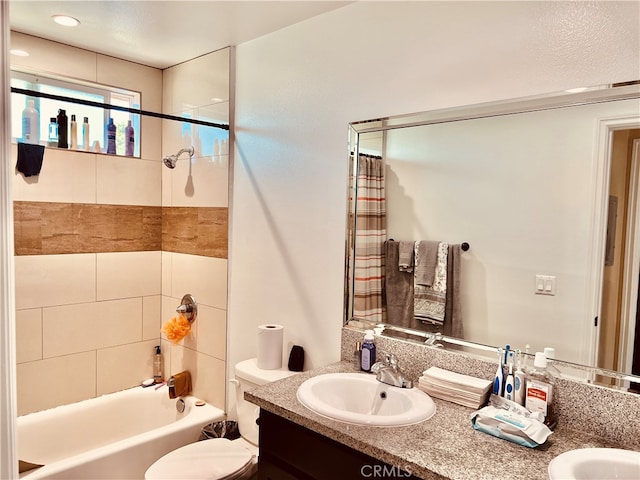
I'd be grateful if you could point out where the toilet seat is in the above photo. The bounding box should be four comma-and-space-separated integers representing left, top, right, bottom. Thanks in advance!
144, 438, 255, 480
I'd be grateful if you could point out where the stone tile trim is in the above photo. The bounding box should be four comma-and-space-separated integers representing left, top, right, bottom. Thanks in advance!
14, 201, 228, 258
342, 326, 640, 450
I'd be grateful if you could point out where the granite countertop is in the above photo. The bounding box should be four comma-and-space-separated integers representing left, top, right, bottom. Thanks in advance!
245, 361, 625, 480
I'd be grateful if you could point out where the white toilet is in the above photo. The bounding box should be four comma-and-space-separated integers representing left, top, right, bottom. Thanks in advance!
144, 358, 296, 480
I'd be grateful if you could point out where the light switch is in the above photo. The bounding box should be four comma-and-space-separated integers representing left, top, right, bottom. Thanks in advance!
535, 275, 556, 296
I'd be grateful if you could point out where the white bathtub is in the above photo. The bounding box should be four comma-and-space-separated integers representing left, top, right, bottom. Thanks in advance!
17, 384, 225, 479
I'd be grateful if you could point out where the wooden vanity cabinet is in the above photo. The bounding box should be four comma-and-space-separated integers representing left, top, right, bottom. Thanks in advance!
257, 409, 421, 480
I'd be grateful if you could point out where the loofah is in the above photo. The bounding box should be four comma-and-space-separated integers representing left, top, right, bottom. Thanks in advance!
162, 314, 192, 344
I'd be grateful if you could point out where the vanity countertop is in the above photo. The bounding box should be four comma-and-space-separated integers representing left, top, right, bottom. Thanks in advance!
245, 361, 626, 480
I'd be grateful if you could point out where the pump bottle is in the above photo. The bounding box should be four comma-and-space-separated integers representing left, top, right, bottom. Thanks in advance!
360, 330, 377, 372
153, 345, 164, 384
525, 352, 556, 426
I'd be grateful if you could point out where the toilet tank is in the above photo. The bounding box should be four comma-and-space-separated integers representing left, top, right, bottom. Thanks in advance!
234, 358, 297, 446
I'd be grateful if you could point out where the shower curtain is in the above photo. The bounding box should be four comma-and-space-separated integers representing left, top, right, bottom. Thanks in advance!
353, 155, 386, 322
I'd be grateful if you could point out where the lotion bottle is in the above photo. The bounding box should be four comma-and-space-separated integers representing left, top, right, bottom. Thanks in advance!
360, 330, 376, 372
153, 345, 164, 384
82, 117, 90, 151
70, 114, 78, 149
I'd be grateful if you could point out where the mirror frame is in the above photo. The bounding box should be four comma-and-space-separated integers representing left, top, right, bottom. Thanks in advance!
345, 82, 640, 388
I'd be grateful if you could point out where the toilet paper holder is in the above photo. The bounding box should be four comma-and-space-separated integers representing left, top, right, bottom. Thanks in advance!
176, 294, 197, 323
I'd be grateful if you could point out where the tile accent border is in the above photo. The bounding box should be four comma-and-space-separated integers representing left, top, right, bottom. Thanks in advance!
13, 202, 228, 258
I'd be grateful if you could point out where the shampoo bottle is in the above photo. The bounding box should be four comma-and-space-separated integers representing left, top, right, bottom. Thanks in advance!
106, 117, 117, 154
21, 99, 40, 144
360, 330, 377, 372
82, 117, 90, 151
70, 114, 78, 149
525, 352, 555, 426
57, 109, 68, 149
125, 120, 134, 156
153, 345, 164, 384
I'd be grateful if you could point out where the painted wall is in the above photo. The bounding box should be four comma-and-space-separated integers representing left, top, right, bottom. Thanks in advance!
229, 1, 640, 392
10, 33, 231, 414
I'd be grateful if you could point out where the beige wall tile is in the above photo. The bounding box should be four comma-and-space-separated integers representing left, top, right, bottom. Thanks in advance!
161, 251, 172, 296
12, 145, 97, 204
96, 55, 162, 111
16, 308, 42, 364
17, 351, 96, 416
141, 116, 162, 162
14, 254, 96, 309
168, 253, 228, 309
168, 154, 229, 208
10, 32, 97, 82
143, 295, 162, 341
97, 251, 161, 300
42, 298, 142, 358
195, 304, 226, 361
96, 156, 162, 206
97, 340, 159, 395
163, 48, 230, 115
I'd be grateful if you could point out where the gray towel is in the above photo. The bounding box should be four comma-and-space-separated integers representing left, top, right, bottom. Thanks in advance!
443, 243, 464, 338
414, 240, 439, 286
398, 241, 415, 272
383, 240, 414, 328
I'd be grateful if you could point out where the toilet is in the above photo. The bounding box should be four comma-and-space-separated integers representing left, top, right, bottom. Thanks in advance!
144, 358, 296, 480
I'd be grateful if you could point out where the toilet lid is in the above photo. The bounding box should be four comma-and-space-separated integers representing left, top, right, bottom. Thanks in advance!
145, 439, 254, 480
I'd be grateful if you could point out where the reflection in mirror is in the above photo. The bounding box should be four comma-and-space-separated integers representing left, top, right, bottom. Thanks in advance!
345, 83, 640, 392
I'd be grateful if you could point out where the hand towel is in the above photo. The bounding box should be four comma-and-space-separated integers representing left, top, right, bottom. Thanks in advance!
414, 242, 448, 325
414, 241, 439, 286
383, 240, 414, 328
443, 243, 464, 338
16, 142, 45, 177
398, 241, 415, 272
168, 370, 192, 399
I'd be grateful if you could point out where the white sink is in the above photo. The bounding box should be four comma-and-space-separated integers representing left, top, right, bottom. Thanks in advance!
548, 448, 640, 480
296, 372, 436, 427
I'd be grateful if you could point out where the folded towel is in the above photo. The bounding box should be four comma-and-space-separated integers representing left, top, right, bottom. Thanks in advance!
398, 241, 415, 272
16, 142, 45, 177
414, 241, 439, 286
168, 370, 192, 399
414, 242, 448, 325
383, 240, 415, 328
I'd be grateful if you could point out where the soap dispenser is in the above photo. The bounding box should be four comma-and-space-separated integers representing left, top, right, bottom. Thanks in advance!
360, 330, 376, 372
153, 345, 164, 384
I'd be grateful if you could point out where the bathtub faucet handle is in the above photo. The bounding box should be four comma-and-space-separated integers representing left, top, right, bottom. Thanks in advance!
175, 294, 197, 323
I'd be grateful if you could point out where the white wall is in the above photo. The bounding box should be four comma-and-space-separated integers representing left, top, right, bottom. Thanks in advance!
229, 1, 640, 386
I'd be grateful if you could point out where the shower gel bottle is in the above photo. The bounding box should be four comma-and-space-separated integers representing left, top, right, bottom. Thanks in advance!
57, 109, 68, 148
124, 120, 134, 156
70, 114, 78, 149
82, 117, 90, 151
106, 117, 117, 154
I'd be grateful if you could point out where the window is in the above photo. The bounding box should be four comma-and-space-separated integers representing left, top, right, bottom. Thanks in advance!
11, 70, 141, 157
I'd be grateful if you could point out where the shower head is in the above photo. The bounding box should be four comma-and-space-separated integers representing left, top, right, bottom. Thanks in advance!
163, 146, 194, 169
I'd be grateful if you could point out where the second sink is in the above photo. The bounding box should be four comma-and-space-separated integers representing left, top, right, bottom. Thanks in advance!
296, 372, 436, 426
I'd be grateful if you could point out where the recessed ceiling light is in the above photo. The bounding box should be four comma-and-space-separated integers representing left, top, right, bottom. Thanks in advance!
52, 14, 80, 27
10, 49, 29, 57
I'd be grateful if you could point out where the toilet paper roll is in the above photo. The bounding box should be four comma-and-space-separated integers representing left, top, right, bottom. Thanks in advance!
257, 324, 284, 370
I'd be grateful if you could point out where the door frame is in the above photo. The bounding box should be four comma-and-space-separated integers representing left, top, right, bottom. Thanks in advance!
588, 116, 640, 368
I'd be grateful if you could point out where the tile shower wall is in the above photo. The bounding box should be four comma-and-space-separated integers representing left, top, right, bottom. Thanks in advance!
160, 48, 231, 412
11, 32, 231, 415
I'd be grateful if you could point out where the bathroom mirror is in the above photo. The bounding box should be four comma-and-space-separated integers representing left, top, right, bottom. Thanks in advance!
345, 82, 640, 388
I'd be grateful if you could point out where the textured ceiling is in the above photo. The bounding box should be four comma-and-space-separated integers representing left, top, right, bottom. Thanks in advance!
9, 1, 351, 69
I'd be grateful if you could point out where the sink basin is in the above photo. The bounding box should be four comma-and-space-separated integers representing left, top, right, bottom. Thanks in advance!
296, 372, 436, 426
548, 448, 640, 480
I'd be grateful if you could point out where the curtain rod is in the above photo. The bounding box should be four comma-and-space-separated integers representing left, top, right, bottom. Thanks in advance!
11, 87, 229, 131
350, 151, 382, 159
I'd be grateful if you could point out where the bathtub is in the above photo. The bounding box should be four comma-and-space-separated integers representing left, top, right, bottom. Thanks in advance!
17, 384, 225, 479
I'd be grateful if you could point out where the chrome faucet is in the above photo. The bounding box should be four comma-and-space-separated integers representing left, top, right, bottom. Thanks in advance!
424, 332, 443, 348
371, 353, 413, 389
